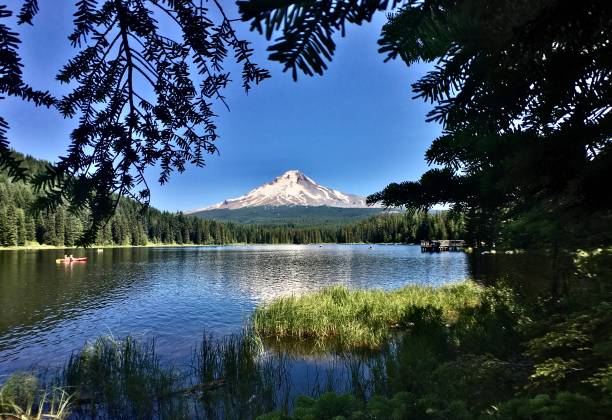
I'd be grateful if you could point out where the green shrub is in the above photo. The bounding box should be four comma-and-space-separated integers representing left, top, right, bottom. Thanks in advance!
525, 302, 612, 393
428, 354, 522, 411
494, 392, 599, 420
451, 286, 528, 357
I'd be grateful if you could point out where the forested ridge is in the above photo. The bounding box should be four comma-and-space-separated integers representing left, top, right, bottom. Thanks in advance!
0, 152, 464, 247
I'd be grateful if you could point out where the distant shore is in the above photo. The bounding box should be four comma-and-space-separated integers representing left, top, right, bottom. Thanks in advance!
0, 242, 236, 251
0, 242, 417, 251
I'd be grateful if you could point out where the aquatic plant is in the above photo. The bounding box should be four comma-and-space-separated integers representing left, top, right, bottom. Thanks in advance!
251, 282, 482, 349
52, 331, 292, 419
0, 373, 72, 419
192, 331, 290, 419
62, 336, 185, 419
2, 265, 611, 419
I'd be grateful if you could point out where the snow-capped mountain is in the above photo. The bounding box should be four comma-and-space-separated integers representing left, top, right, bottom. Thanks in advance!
187, 170, 374, 212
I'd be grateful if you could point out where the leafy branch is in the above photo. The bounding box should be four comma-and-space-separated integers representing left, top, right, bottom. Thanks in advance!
1, 0, 270, 246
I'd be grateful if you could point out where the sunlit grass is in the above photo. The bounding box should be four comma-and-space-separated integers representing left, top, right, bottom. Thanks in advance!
251, 281, 483, 349
0, 373, 72, 419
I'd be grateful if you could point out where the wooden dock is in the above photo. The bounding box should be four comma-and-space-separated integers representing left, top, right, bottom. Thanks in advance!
420, 240, 465, 252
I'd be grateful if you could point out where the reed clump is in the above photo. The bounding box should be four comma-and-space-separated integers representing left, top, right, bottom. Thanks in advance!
252, 282, 483, 349
53, 332, 289, 419
62, 336, 182, 419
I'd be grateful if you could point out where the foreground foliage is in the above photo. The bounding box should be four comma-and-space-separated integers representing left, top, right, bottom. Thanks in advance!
0, 373, 72, 419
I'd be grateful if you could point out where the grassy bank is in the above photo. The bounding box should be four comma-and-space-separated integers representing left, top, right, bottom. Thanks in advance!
252, 282, 482, 349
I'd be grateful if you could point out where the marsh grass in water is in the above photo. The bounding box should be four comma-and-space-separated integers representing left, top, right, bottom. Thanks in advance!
30, 332, 291, 419
192, 331, 292, 419
251, 282, 482, 349
61, 336, 182, 418
0, 331, 356, 419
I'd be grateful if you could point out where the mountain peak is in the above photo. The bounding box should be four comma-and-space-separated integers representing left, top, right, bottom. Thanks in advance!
188, 170, 376, 212
280, 169, 303, 177
274, 169, 309, 184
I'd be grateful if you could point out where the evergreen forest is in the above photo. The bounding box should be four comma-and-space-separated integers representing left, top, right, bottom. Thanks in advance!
0, 152, 463, 247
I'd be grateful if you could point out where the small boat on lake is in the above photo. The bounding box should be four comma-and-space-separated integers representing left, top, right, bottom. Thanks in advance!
55, 257, 87, 264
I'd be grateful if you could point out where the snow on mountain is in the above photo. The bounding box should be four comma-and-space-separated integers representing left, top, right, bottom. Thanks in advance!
187, 170, 376, 212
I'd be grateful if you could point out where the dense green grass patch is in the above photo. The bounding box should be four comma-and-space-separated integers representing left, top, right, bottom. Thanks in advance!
252, 282, 482, 349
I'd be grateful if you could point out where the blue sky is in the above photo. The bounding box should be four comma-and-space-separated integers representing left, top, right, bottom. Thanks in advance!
3, 1, 441, 211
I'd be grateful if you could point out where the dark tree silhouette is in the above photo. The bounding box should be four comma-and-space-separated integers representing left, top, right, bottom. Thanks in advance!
239, 0, 612, 247
239, 0, 400, 80
1, 0, 269, 245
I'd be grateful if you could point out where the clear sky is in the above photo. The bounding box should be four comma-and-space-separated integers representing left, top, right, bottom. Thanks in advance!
2, 1, 441, 212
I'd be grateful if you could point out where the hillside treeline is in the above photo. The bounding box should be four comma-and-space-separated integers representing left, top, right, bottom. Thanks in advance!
0, 153, 464, 247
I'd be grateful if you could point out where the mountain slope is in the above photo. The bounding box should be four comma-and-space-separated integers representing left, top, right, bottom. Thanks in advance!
189, 170, 374, 211
189, 205, 384, 226
186, 170, 384, 225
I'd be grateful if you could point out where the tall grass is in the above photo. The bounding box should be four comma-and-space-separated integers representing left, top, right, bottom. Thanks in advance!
62, 336, 184, 419
251, 282, 483, 349
256, 285, 535, 420
44, 331, 292, 419
192, 331, 291, 419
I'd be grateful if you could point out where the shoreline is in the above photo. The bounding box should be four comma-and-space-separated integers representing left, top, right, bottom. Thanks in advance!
0, 242, 418, 251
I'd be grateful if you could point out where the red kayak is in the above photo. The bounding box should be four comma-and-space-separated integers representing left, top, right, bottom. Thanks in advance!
56, 257, 87, 263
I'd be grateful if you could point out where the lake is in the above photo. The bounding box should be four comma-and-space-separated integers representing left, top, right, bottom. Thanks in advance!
0, 244, 469, 379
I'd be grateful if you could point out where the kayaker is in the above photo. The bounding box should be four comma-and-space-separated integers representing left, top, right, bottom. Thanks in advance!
69, 254, 74, 262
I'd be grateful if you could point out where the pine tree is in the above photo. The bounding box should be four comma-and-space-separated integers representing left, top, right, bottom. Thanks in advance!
54, 209, 65, 247
2, 205, 18, 246
42, 212, 56, 245
0, 207, 8, 246
16, 208, 26, 246
64, 213, 83, 247
25, 215, 35, 242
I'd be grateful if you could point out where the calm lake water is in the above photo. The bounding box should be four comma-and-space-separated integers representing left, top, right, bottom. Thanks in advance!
0, 244, 468, 378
